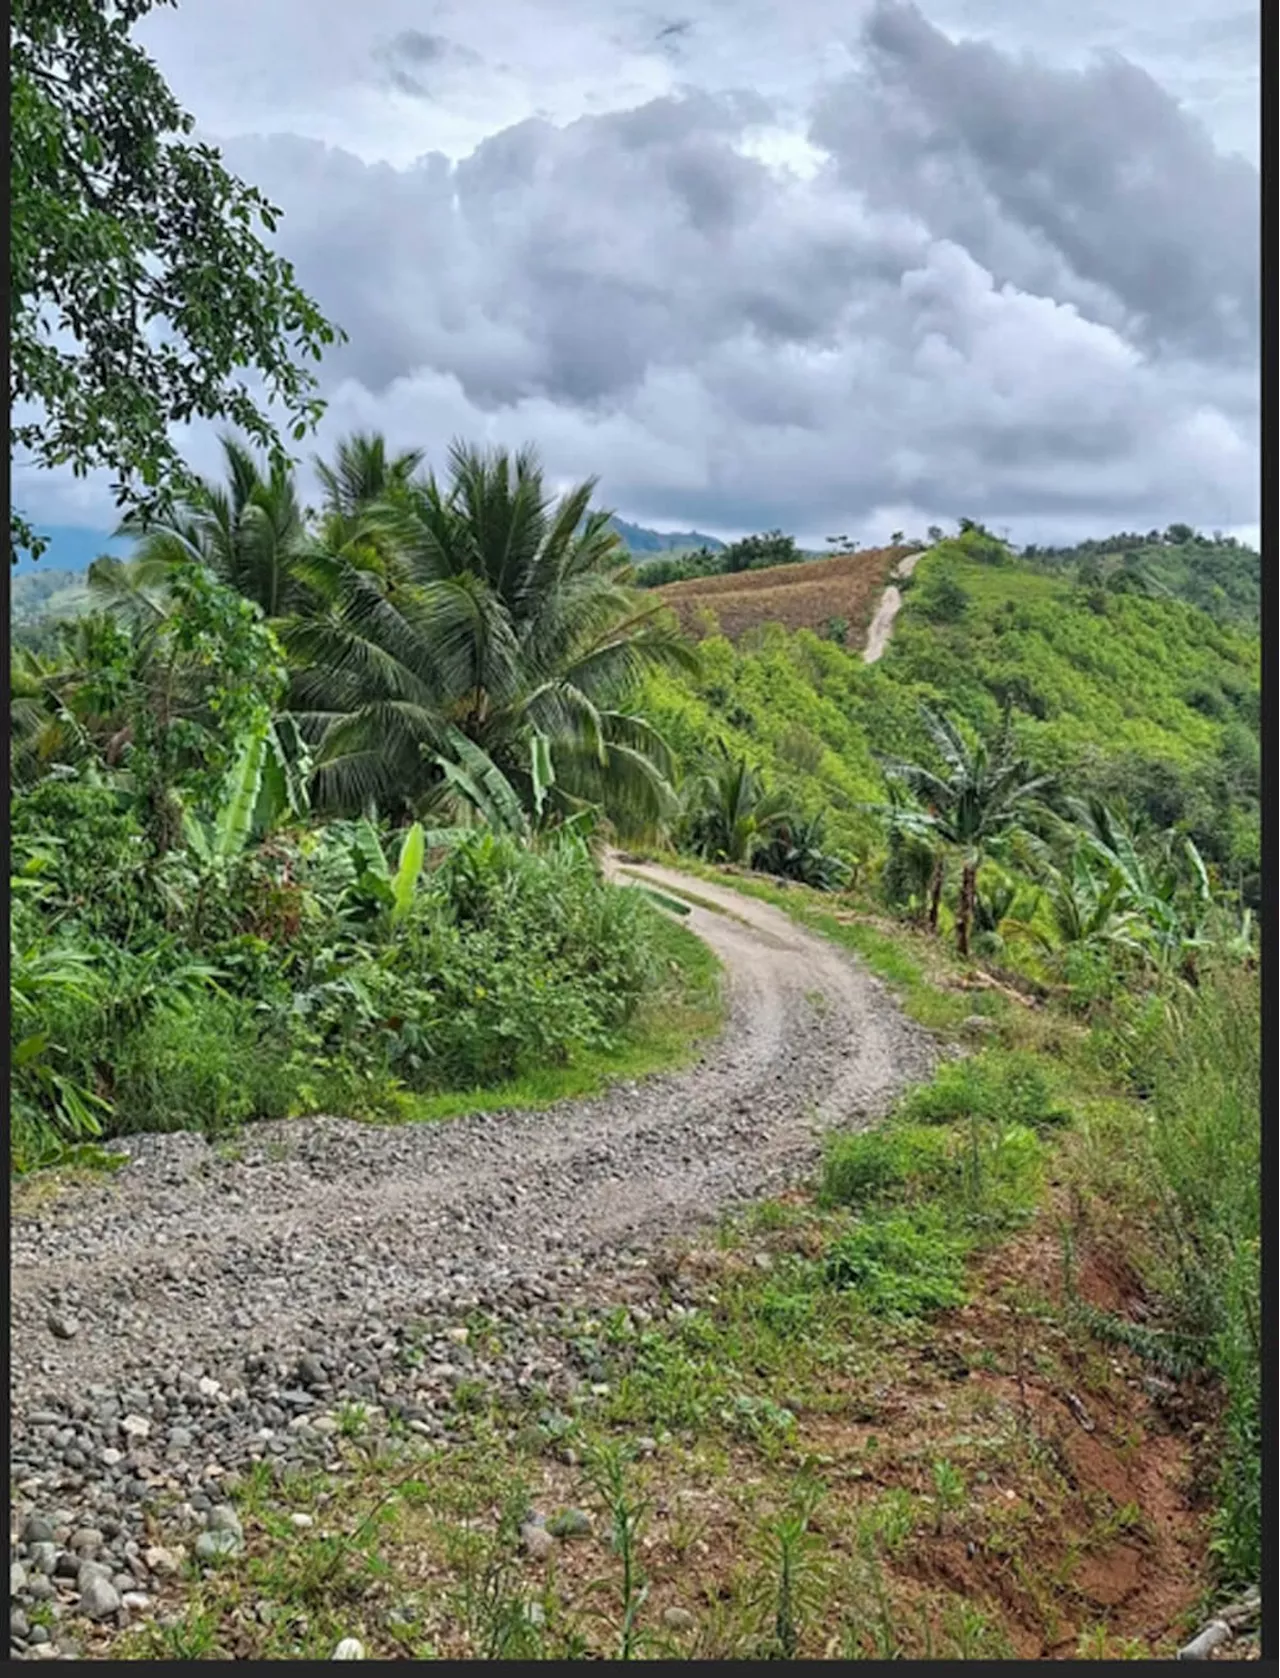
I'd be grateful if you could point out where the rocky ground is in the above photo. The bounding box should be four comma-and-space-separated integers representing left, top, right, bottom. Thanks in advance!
9, 864, 933, 1659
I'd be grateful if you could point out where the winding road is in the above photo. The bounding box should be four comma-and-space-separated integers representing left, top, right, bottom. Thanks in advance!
11, 863, 933, 1416
863, 548, 927, 664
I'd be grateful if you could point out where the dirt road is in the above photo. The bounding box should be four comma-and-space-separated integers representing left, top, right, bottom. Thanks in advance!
11, 863, 932, 1416
862, 549, 927, 663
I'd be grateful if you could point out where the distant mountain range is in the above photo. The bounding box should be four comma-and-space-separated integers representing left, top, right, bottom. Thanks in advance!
11, 525, 129, 576
13, 518, 724, 576
607, 517, 725, 556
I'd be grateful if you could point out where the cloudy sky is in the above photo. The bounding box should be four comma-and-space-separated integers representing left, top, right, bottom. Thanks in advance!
19, 0, 1260, 551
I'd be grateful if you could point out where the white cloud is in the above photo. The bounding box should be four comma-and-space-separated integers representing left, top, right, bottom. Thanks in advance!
21, 0, 1259, 550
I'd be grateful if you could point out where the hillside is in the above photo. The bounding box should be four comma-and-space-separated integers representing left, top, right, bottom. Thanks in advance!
639, 528, 1260, 889
1023, 528, 1259, 629
655, 546, 903, 645
9, 566, 92, 651
608, 516, 725, 556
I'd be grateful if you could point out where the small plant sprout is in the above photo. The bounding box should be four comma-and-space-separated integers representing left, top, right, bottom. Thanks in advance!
584, 1440, 650, 1660
931, 1456, 967, 1536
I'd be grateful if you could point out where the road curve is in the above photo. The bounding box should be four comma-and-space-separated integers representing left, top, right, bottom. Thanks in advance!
11, 863, 934, 1413
863, 548, 927, 664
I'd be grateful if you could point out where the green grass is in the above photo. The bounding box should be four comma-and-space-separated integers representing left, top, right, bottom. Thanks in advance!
399, 912, 724, 1124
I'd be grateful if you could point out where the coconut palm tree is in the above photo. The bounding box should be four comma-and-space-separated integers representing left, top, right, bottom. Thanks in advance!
117, 435, 310, 619
282, 440, 697, 833
881, 707, 1054, 957
314, 431, 424, 521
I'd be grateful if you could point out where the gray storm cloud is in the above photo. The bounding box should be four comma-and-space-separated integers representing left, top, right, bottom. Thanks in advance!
127, 1, 1263, 541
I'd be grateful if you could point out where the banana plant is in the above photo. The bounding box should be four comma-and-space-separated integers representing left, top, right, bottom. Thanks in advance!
343, 816, 447, 926
432, 726, 531, 839
182, 716, 313, 863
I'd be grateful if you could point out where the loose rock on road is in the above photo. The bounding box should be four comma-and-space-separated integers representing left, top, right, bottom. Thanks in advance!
9, 863, 933, 1656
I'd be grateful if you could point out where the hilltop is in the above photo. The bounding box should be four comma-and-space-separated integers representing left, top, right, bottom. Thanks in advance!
639, 524, 1260, 894
607, 516, 726, 556
1024, 527, 1259, 630
655, 545, 903, 647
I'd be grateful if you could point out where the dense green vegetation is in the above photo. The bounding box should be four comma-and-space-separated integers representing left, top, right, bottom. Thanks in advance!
11, 782, 681, 1171
637, 524, 1259, 901
9, 437, 705, 1172
1023, 525, 1260, 629
10, 566, 94, 653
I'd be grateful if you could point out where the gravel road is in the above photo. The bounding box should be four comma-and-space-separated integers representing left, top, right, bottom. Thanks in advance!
8, 863, 932, 1654
862, 549, 926, 664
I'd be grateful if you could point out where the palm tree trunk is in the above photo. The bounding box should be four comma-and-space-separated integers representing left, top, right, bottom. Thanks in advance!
958, 859, 977, 958
927, 850, 946, 933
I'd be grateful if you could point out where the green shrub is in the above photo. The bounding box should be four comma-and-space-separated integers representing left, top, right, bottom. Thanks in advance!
11, 796, 664, 1157
899, 1050, 1071, 1130
824, 1211, 968, 1317
110, 992, 296, 1136
821, 1126, 954, 1208
1146, 970, 1259, 1586
823, 1116, 1043, 1236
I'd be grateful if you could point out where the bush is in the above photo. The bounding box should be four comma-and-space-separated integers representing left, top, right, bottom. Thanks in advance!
824, 1211, 968, 1317
1068, 967, 1259, 1588
1146, 971, 1259, 1585
822, 1117, 1043, 1236
11, 795, 664, 1157
821, 1126, 954, 1208
110, 992, 296, 1136
914, 568, 970, 624
898, 1050, 1072, 1130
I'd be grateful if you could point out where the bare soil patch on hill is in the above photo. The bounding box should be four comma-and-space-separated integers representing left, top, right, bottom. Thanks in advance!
656, 546, 904, 646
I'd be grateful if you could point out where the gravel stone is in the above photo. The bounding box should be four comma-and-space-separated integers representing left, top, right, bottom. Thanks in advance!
207, 1506, 243, 1539
331, 1638, 365, 1659
296, 1355, 328, 1387
9, 865, 933, 1616
78, 1575, 121, 1620
520, 1524, 555, 1562
194, 1531, 241, 1564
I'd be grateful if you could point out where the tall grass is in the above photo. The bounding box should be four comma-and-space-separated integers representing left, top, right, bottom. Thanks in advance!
1074, 966, 1260, 1588
1144, 968, 1260, 1586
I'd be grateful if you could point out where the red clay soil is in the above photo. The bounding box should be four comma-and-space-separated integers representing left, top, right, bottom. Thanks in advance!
655, 546, 904, 646
932, 1225, 1216, 1658
661, 1195, 1218, 1660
